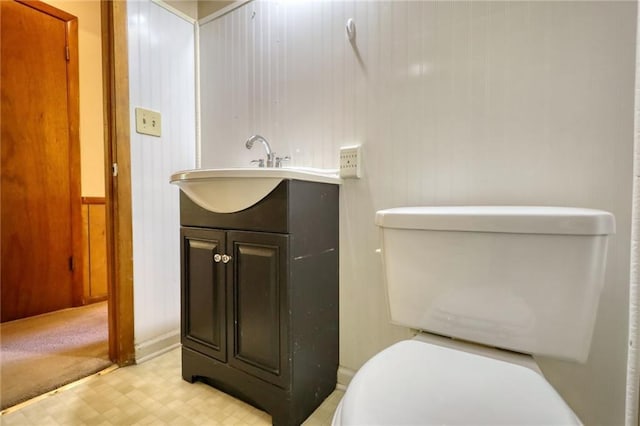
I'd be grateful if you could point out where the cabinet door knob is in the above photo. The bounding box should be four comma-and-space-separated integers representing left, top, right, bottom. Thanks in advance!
213, 254, 222, 263
221, 254, 232, 264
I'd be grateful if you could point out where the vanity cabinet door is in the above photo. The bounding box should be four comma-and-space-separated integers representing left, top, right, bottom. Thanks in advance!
226, 231, 289, 388
181, 227, 227, 363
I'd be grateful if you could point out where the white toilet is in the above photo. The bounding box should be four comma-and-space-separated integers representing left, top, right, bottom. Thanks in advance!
333, 206, 615, 425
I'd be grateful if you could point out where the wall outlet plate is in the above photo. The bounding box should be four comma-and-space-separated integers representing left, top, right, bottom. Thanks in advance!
135, 107, 162, 137
340, 145, 361, 178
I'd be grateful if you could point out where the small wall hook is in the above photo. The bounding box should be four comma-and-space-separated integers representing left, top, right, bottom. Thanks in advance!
346, 18, 356, 41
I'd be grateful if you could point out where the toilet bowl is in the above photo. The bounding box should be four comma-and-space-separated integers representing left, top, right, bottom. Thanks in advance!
333, 335, 580, 425
333, 206, 615, 425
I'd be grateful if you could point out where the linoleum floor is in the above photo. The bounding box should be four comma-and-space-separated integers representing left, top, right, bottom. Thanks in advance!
0, 347, 343, 426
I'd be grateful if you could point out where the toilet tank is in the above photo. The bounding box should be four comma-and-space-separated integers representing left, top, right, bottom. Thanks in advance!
375, 206, 615, 363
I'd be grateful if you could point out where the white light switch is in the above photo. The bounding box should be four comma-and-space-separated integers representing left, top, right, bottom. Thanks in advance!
135, 107, 161, 137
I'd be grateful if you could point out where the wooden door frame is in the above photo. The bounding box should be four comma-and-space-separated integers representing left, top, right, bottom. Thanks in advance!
101, 0, 135, 366
7, 0, 84, 312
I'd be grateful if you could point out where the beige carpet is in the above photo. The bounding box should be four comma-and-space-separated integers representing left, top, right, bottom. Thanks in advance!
0, 301, 111, 409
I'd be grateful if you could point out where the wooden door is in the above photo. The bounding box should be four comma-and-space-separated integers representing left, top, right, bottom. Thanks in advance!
1, 0, 82, 322
227, 231, 289, 388
181, 227, 227, 363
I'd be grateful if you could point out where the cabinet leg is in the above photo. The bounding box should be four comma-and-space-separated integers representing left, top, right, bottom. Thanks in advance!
270, 406, 300, 426
271, 413, 289, 426
181, 351, 197, 383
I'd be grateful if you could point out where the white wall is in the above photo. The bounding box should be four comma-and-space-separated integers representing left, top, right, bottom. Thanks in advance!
47, 0, 105, 197
626, 6, 640, 424
128, 0, 196, 361
164, 0, 198, 20
199, 1, 636, 424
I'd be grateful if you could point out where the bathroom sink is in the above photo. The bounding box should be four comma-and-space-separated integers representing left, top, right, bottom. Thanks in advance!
170, 167, 342, 213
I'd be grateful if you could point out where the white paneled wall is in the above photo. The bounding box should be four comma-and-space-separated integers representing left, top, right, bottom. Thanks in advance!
626, 5, 640, 425
199, 1, 635, 424
128, 0, 196, 360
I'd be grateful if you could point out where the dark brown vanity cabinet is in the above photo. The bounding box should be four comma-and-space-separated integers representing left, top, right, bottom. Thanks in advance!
181, 228, 227, 363
182, 228, 288, 388
180, 179, 339, 426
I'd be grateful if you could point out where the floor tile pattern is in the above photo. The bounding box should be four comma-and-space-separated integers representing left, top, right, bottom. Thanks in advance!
0, 348, 343, 426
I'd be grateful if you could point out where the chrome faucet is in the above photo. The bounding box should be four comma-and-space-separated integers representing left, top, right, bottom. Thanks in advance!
245, 135, 275, 167
245, 135, 289, 168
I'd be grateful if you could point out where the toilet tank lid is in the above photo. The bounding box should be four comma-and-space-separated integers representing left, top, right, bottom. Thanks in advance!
375, 206, 615, 235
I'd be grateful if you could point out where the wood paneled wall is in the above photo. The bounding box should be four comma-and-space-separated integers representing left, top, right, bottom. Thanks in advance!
81, 197, 108, 304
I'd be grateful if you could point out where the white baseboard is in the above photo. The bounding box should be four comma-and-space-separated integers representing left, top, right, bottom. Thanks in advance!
337, 366, 356, 391
135, 330, 181, 364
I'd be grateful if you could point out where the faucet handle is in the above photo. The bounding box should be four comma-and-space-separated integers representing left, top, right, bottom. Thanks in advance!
275, 156, 290, 168
250, 159, 265, 168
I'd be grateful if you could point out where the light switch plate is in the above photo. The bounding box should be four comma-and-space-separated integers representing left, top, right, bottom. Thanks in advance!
135, 107, 161, 137
340, 145, 361, 178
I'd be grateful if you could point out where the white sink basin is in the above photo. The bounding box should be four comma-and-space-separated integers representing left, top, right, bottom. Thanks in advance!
170, 167, 342, 213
